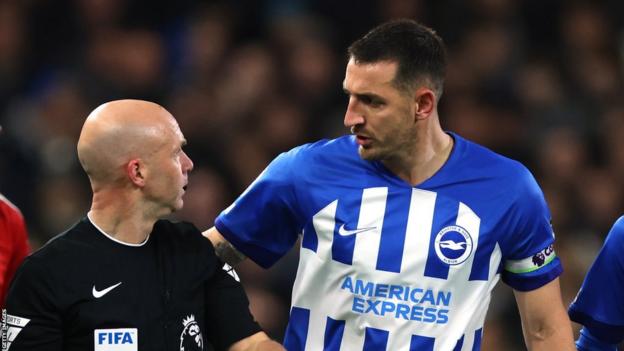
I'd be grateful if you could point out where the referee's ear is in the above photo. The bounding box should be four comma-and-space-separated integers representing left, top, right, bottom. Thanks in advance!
126, 158, 146, 187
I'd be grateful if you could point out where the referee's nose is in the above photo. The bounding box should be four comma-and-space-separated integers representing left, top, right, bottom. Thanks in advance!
181, 150, 194, 174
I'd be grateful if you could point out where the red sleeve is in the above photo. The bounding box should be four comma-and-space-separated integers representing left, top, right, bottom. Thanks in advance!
0, 200, 31, 308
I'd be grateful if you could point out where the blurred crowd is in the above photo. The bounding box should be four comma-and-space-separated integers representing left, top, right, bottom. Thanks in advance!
1, 0, 623, 349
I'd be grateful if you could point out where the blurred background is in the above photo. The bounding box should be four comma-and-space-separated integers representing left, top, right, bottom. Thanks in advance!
1, 0, 623, 349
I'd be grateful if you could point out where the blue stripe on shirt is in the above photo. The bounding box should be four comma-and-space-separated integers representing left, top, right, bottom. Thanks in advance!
410, 334, 435, 350
323, 317, 345, 350
376, 190, 410, 273
424, 196, 458, 279
363, 327, 389, 351
283, 307, 310, 351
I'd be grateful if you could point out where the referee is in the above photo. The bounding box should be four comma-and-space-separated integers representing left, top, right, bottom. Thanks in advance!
2, 100, 283, 351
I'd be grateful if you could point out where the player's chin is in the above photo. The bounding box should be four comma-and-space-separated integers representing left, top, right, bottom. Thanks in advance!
358, 146, 379, 161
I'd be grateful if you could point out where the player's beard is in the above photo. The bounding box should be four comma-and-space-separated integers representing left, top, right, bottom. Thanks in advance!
357, 127, 416, 162
357, 142, 381, 160
358, 138, 398, 161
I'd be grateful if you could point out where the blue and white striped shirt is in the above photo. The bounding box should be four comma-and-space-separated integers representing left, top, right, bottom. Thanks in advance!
216, 133, 562, 351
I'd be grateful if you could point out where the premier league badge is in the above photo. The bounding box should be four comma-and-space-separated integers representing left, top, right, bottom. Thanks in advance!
179, 315, 203, 351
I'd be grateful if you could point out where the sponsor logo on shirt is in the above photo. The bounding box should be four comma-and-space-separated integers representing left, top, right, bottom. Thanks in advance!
179, 315, 203, 350
2, 310, 30, 351
94, 328, 137, 351
340, 276, 451, 324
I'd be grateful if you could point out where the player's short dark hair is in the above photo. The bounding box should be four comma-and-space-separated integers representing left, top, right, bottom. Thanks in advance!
347, 19, 447, 96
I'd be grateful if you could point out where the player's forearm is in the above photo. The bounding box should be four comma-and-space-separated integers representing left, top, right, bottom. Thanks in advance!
515, 279, 576, 350
522, 314, 576, 351
203, 227, 247, 266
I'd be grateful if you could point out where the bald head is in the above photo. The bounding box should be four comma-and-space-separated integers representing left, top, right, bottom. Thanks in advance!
77, 99, 179, 186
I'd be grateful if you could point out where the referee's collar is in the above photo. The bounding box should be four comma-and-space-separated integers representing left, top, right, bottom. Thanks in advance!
87, 212, 150, 247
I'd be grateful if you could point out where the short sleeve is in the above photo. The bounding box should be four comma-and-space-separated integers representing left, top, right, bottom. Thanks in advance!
203, 261, 261, 351
568, 216, 624, 344
499, 166, 562, 291
0, 205, 30, 307
216, 148, 306, 268
3, 257, 63, 350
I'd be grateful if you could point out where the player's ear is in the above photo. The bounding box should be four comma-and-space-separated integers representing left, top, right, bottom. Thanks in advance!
127, 159, 146, 187
413, 87, 436, 121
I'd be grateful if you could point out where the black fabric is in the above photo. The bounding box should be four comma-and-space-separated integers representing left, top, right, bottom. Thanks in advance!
4, 217, 261, 351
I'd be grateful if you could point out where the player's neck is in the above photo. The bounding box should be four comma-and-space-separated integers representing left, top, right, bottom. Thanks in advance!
382, 129, 453, 186
89, 191, 154, 244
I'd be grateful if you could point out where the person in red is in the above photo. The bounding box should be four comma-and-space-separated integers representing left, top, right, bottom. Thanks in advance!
0, 193, 30, 308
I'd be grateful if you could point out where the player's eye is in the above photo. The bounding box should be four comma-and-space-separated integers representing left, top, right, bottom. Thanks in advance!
357, 94, 384, 107
370, 98, 384, 107
364, 96, 384, 107
360, 95, 372, 104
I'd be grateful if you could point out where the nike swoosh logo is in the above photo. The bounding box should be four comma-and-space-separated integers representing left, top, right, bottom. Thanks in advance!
338, 224, 377, 236
92, 282, 122, 298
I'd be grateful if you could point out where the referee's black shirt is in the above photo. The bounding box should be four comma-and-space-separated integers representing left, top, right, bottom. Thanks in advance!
3, 217, 261, 350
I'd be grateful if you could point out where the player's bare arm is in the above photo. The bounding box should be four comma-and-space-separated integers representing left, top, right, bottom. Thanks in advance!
514, 278, 576, 350
204, 226, 247, 266
228, 331, 284, 351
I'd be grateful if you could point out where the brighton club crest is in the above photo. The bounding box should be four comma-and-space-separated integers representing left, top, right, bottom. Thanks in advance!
179, 315, 203, 351
434, 225, 473, 265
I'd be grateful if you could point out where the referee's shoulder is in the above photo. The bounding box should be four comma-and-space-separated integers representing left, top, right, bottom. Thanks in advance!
154, 219, 200, 238
154, 219, 211, 249
30, 224, 84, 259
12, 228, 78, 279
153, 220, 220, 270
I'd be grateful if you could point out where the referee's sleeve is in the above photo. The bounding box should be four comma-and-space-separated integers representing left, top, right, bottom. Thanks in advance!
203, 260, 262, 351
3, 257, 63, 350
